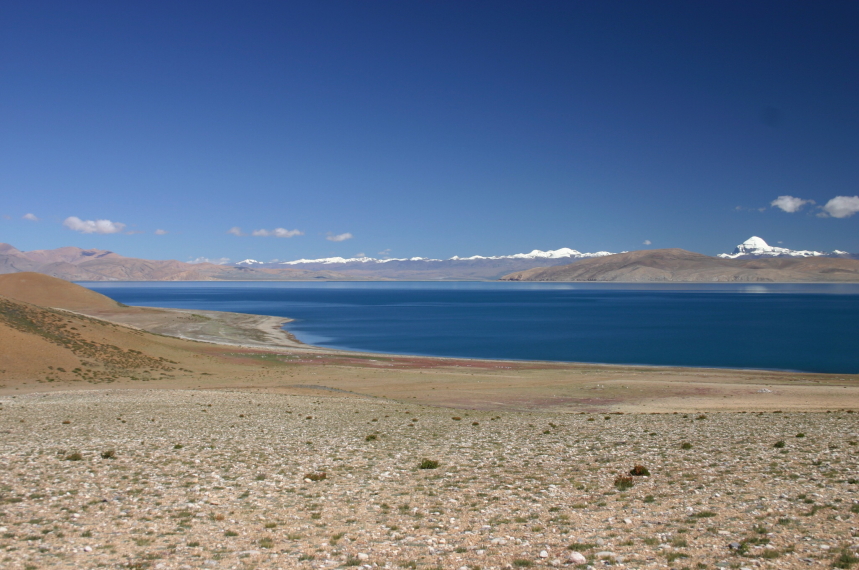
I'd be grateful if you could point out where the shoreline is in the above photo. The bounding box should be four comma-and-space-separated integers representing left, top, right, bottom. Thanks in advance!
36, 302, 855, 414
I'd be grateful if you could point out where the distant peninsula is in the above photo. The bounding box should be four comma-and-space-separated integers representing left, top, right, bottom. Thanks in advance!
501, 247, 859, 283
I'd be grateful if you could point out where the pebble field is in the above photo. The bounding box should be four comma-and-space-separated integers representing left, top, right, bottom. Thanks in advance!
1, 390, 858, 570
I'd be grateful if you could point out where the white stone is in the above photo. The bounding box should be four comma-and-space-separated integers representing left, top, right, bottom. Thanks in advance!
540, 550, 549, 558
569, 551, 587, 564
357, 553, 369, 561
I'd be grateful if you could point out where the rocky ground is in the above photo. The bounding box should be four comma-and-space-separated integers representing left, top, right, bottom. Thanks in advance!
1, 390, 857, 570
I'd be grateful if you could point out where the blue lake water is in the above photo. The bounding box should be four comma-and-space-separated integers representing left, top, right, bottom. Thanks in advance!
80, 282, 859, 374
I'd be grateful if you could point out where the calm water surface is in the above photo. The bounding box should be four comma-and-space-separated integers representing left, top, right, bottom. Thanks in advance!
81, 282, 859, 374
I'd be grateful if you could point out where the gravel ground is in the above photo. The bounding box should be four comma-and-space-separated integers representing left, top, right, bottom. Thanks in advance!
1, 390, 858, 570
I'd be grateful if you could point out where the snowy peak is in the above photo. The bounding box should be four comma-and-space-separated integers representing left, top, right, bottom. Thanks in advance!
236, 259, 265, 265
718, 236, 829, 259
280, 247, 616, 265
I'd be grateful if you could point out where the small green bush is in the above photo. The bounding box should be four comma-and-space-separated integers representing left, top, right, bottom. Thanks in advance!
614, 475, 634, 490
419, 459, 439, 470
773, 440, 785, 449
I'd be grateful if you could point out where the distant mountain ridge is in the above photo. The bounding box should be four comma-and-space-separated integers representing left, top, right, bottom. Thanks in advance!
501, 248, 859, 282
234, 247, 618, 280
0, 243, 350, 281
1, 238, 856, 282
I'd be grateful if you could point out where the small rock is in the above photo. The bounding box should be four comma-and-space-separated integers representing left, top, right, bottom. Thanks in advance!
491, 537, 507, 546
623, 518, 632, 524
728, 542, 741, 550
83, 546, 92, 552
569, 551, 587, 564
540, 550, 549, 558
357, 553, 369, 561
595, 551, 616, 559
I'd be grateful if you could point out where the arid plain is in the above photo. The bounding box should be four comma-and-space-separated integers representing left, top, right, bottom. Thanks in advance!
1, 273, 857, 570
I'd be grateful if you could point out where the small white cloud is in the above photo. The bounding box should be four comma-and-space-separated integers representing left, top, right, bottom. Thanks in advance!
326, 232, 353, 242
63, 216, 126, 234
355, 252, 366, 258
227, 226, 245, 236
378, 249, 392, 256
252, 228, 304, 238
821, 195, 859, 219
188, 257, 230, 265
642, 240, 652, 245
771, 195, 814, 213
22, 213, 39, 222
154, 229, 168, 235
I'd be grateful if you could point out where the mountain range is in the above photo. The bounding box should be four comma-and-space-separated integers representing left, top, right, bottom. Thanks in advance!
0, 237, 857, 282
501, 248, 859, 283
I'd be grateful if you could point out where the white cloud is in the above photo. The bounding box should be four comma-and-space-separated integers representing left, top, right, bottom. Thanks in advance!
154, 229, 168, 235
771, 195, 814, 213
252, 228, 304, 238
821, 195, 859, 218
63, 216, 126, 234
326, 232, 353, 242
378, 249, 392, 256
22, 213, 39, 222
188, 257, 230, 265
354, 252, 366, 258
227, 226, 245, 236
642, 240, 652, 245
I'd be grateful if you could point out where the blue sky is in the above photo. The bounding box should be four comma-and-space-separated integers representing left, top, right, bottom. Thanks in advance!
1, 0, 857, 262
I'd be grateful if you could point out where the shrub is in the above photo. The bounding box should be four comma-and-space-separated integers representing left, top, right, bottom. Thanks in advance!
258, 537, 274, 548
773, 440, 785, 449
100, 450, 116, 459
419, 459, 439, 470
512, 560, 533, 567
796, 433, 805, 438
173, 444, 183, 449
304, 472, 327, 482
365, 434, 377, 441
614, 475, 634, 490
452, 417, 461, 421
64, 452, 83, 461
680, 442, 693, 450
833, 548, 859, 569
630, 465, 650, 476
224, 530, 238, 537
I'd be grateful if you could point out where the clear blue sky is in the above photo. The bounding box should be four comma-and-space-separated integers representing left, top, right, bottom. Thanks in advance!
2, 1, 857, 262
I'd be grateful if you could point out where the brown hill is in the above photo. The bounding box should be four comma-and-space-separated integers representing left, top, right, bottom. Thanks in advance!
501, 248, 859, 282
0, 293, 202, 384
0, 243, 353, 281
0, 272, 125, 310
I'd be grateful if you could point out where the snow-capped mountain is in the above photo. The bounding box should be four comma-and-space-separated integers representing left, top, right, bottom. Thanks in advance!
227, 247, 620, 280
718, 236, 841, 259
236, 259, 265, 265
282, 256, 440, 265
279, 247, 614, 266
449, 247, 614, 261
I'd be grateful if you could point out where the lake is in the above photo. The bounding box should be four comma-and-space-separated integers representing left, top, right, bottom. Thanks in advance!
81, 282, 859, 374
